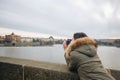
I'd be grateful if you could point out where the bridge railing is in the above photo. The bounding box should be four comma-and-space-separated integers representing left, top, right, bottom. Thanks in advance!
0, 57, 119, 80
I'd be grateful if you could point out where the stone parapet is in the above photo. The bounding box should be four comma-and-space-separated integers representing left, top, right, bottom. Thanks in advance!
0, 62, 23, 80
0, 57, 79, 80
0, 57, 119, 80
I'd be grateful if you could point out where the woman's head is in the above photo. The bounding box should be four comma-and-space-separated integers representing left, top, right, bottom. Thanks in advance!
73, 32, 88, 40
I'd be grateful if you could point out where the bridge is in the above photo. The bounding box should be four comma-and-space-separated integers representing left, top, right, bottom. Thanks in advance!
0, 57, 119, 80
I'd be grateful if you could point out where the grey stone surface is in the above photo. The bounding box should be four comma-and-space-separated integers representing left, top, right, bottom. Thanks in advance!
24, 66, 79, 80
0, 57, 120, 80
0, 57, 79, 80
110, 69, 120, 80
0, 62, 23, 80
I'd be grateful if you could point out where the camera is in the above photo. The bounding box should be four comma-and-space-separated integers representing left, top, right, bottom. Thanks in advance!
66, 39, 72, 45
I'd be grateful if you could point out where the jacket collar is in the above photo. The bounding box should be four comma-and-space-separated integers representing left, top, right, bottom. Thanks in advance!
65, 37, 97, 59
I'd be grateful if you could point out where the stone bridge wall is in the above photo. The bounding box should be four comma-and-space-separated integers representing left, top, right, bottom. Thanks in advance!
0, 57, 119, 80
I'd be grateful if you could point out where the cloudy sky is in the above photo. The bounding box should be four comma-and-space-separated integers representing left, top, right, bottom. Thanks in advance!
0, 0, 120, 39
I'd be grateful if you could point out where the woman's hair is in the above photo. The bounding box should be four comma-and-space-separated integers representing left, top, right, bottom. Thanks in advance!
73, 32, 88, 39
66, 39, 72, 46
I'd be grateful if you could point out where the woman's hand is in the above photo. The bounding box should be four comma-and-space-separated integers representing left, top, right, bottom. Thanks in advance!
62, 40, 67, 50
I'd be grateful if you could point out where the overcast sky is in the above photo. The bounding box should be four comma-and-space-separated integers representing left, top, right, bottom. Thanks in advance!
0, 0, 120, 39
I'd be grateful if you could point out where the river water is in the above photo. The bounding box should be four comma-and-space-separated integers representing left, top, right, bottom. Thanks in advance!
0, 45, 120, 70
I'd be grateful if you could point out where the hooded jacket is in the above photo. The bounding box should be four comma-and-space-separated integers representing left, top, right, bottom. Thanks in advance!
64, 37, 115, 80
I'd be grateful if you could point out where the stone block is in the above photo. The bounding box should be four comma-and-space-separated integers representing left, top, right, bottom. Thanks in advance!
110, 69, 120, 80
24, 66, 79, 80
0, 62, 23, 80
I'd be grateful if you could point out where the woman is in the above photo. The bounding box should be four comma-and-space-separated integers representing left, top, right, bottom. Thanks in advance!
63, 32, 115, 80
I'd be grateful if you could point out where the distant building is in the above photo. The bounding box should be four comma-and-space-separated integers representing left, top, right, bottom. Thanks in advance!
0, 36, 5, 43
21, 37, 33, 43
5, 32, 21, 44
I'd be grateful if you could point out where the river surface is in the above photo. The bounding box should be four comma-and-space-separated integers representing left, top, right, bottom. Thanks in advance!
0, 45, 120, 70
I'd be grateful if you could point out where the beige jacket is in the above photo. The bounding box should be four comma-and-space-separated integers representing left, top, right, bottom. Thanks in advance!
64, 37, 115, 80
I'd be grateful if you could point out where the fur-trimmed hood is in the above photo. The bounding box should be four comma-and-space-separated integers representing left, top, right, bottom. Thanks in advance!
65, 37, 97, 59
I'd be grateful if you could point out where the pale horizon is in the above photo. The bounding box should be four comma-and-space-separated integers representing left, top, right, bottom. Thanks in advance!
0, 27, 120, 39
0, 27, 67, 39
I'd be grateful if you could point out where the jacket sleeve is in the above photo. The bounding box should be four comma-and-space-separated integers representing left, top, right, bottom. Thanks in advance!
64, 51, 78, 72
64, 53, 70, 65
68, 51, 78, 72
